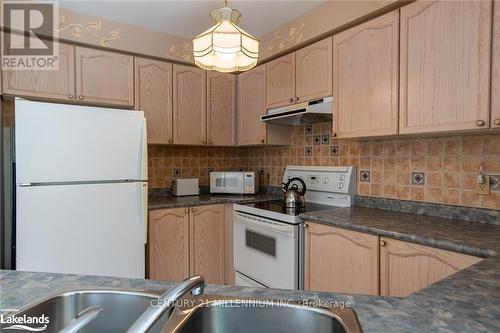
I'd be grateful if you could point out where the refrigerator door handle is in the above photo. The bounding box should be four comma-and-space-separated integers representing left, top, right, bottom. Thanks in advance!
141, 117, 148, 244
141, 117, 148, 181
141, 182, 148, 244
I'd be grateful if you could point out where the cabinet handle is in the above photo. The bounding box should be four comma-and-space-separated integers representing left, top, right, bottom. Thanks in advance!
260, 138, 265, 144
494, 119, 500, 126
209, 139, 213, 144
331, 132, 337, 137
78, 95, 84, 100
191, 208, 196, 213
295, 97, 299, 102
476, 120, 485, 127
184, 209, 189, 214
289, 98, 294, 103
304, 223, 309, 229
168, 139, 173, 144
380, 240, 387, 247
68, 94, 74, 100
202, 140, 207, 144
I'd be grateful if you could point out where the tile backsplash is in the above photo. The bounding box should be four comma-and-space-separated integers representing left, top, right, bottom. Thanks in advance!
148, 122, 500, 210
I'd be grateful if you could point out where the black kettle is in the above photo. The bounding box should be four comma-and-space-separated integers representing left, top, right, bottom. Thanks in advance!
281, 177, 306, 208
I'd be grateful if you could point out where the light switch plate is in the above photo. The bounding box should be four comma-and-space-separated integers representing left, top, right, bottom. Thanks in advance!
476, 175, 490, 195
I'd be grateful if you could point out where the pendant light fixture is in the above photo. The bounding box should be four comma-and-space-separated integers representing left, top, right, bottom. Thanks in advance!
193, 0, 259, 73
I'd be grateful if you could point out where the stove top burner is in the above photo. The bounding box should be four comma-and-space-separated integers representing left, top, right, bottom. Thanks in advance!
244, 200, 333, 216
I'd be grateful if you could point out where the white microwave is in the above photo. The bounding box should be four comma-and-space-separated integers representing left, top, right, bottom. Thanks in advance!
210, 172, 259, 194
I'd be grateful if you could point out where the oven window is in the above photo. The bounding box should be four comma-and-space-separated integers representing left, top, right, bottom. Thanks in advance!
245, 229, 276, 257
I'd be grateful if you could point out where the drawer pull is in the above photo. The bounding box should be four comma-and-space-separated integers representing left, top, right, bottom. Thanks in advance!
476, 120, 485, 127
380, 240, 387, 247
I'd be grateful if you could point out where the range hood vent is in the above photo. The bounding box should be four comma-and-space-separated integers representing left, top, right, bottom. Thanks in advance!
260, 97, 333, 126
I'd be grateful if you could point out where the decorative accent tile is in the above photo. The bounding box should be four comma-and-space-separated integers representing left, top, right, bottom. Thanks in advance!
330, 145, 339, 157
173, 168, 181, 177
490, 175, 499, 191
304, 125, 313, 135
313, 135, 321, 145
304, 146, 312, 156
208, 167, 215, 174
321, 135, 330, 145
411, 172, 425, 186
360, 170, 371, 183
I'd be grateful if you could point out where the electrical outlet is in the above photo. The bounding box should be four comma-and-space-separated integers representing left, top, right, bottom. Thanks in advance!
476, 175, 490, 195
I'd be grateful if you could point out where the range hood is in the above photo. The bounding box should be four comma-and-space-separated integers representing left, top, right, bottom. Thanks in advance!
261, 97, 333, 126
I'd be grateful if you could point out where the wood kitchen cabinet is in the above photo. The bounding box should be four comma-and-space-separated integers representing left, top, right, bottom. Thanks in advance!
332, 11, 399, 138
266, 38, 332, 109
135, 58, 173, 144
237, 65, 267, 145
266, 53, 296, 108
399, 0, 492, 134
237, 65, 291, 146
379, 237, 482, 297
173, 64, 207, 145
492, 1, 500, 130
148, 207, 190, 281
2, 42, 76, 101
296, 37, 332, 102
207, 72, 236, 146
304, 223, 380, 295
148, 204, 226, 284
189, 204, 225, 284
75, 47, 134, 107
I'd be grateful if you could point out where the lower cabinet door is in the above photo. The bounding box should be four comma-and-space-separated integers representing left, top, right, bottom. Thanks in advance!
189, 204, 225, 284
148, 207, 189, 281
380, 237, 482, 297
304, 223, 380, 295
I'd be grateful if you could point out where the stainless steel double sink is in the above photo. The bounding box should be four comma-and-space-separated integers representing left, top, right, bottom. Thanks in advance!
1, 289, 363, 333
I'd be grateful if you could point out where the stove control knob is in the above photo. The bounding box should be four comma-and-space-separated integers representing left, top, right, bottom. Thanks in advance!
338, 183, 344, 190
323, 177, 329, 184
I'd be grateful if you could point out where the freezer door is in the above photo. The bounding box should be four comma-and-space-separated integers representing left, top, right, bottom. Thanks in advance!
15, 99, 145, 184
16, 182, 145, 278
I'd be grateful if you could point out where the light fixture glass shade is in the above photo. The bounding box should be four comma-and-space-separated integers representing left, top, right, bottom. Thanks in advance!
193, 6, 259, 73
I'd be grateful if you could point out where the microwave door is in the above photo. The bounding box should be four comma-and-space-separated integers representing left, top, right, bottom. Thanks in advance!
212, 173, 244, 193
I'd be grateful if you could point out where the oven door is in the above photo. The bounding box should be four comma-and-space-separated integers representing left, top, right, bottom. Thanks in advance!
234, 211, 298, 289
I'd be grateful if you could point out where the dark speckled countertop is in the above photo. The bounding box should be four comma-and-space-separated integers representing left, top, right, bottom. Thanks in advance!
148, 192, 282, 210
1, 199, 500, 332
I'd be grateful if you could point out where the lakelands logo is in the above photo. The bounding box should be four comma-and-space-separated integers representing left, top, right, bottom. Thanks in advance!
1, 313, 49, 331
1, 1, 59, 70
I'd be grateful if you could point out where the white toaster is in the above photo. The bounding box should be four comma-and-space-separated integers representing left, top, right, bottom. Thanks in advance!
172, 178, 199, 196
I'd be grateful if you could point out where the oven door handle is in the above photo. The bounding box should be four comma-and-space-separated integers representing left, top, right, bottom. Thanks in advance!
234, 212, 296, 234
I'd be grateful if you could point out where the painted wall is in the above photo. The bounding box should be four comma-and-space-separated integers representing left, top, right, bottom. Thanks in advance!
148, 124, 500, 210
55, 1, 397, 64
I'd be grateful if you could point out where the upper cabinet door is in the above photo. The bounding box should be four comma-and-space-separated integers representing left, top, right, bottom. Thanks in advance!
237, 65, 267, 145
207, 72, 236, 146
172, 64, 207, 145
135, 58, 173, 144
400, 0, 492, 134
296, 37, 332, 102
492, 1, 500, 129
75, 47, 134, 107
266, 53, 296, 108
333, 10, 399, 139
2, 42, 75, 101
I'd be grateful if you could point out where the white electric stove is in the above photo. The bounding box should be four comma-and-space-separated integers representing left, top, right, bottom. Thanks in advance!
233, 165, 357, 290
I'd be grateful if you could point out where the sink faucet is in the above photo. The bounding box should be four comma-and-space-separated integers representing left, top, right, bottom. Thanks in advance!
126, 275, 205, 333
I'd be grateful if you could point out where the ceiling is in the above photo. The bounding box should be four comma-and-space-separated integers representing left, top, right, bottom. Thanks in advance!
58, 0, 326, 39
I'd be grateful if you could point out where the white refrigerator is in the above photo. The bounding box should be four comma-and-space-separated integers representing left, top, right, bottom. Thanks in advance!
15, 99, 148, 278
